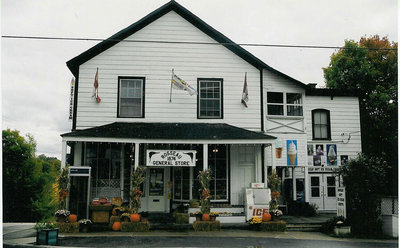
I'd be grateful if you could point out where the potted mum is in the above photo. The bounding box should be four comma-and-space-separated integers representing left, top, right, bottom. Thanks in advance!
35, 221, 58, 245
55, 209, 70, 223
78, 219, 92, 233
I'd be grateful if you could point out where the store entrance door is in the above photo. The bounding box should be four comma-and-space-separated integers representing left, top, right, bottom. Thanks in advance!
147, 167, 167, 212
309, 174, 338, 210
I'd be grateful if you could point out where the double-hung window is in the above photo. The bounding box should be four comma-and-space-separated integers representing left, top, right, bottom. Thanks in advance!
198, 79, 223, 119
118, 77, 145, 118
312, 109, 331, 140
266, 92, 303, 116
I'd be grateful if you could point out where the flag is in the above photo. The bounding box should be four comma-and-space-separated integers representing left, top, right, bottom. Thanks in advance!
93, 68, 101, 103
241, 72, 248, 107
171, 71, 197, 96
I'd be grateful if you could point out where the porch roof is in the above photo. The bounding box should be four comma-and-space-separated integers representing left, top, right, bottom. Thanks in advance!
61, 122, 275, 142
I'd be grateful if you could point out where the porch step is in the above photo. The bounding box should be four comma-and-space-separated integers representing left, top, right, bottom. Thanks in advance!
286, 223, 322, 232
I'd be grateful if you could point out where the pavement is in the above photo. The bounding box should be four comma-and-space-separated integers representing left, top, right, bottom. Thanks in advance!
3, 222, 398, 247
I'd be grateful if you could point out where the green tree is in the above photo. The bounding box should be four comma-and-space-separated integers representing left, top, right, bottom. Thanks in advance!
2, 129, 60, 222
339, 154, 389, 237
323, 35, 398, 194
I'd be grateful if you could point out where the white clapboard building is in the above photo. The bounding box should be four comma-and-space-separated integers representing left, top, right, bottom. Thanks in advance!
61, 1, 361, 221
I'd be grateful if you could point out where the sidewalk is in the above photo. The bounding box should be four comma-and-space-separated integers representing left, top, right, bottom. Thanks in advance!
3, 223, 398, 247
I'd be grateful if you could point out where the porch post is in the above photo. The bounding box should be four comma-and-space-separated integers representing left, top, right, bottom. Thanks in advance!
134, 143, 140, 169
271, 142, 276, 172
61, 140, 67, 168
292, 167, 296, 201
203, 143, 208, 171
264, 146, 268, 187
304, 166, 309, 202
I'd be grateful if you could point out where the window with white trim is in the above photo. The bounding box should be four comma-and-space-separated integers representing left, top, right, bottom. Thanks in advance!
118, 77, 144, 118
312, 109, 331, 140
198, 79, 223, 119
266, 92, 303, 116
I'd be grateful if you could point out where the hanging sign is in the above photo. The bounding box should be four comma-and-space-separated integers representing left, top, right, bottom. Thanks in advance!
146, 150, 196, 167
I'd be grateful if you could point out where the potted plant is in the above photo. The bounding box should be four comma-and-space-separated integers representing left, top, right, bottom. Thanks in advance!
270, 209, 283, 221
35, 222, 58, 245
209, 211, 219, 221
130, 166, 146, 221
193, 211, 202, 221
248, 217, 262, 230
78, 219, 92, 233
198, 170, 212, 220
334, 220, 351, 236
55, 209, 70, 223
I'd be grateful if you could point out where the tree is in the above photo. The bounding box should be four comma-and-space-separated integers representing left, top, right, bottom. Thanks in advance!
2, 129, 60, 222
339, 154, 389, 237
323, 35, 398, 194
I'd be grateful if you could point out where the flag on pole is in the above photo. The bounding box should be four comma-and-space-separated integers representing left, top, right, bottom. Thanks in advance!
171, 70, 197, 96
241, 72, 249, 107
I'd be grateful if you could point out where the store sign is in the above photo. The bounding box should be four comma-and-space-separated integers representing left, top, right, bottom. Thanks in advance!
337, 187, 346, 218
308, 167, 338, 173
69, 166, 91, 176
146, 150, 196, 167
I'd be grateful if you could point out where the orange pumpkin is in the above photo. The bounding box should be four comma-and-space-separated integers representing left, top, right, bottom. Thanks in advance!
68, 214, 77, 223
202, 213, 210, 221
262, 212, 271, 222
130, 213, 140, 223
112, 221, 121, 231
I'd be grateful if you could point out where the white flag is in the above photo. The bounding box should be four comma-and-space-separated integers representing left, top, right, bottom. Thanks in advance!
171, 72, 197, 96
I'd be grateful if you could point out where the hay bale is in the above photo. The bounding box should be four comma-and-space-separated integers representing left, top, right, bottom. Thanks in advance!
193, 221, 221, 231
259, 220, 286, 232
174, 213, 189, 224
56, 222, 79, 233
120, 222, 150, 232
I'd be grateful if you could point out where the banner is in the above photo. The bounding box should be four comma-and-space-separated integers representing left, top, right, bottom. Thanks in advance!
171, 70, 197, 96
241, 72, 248, 107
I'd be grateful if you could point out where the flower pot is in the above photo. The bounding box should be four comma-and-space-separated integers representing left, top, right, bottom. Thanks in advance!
36, 228, 59, 245
272, 216, 280, 221
334, 226, 351, 236
210, 216, 216, 221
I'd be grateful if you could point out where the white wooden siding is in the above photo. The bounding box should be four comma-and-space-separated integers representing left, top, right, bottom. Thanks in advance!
262, 70, 306, 133
76, 11, 261, 131
305, 96, 362, 160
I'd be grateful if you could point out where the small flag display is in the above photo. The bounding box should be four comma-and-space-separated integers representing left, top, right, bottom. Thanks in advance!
171, 71, 197, 96
241, 72, 249, 107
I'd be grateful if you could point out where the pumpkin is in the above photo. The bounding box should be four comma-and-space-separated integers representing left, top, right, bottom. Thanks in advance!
202, 213, 210, 221
262, 212, 271, 222
112, 221, 121, 231
130, 213, 140, 223
68, 214, 77, 223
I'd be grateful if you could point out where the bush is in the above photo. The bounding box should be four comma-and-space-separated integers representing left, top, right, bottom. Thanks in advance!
339, 154, 389, 237
287, 201, 317, 216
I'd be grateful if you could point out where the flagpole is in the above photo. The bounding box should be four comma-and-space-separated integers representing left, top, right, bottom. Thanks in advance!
170, 69, 174, 102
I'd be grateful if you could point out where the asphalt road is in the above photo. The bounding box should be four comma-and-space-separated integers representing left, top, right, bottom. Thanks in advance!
59, 236, 397, 248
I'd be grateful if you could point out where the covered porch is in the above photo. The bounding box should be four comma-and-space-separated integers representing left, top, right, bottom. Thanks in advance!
60, 122, 277, 221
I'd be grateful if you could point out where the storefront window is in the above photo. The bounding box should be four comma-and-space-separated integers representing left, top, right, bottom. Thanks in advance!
209, 145, 228, 201
173, 167, 190, 201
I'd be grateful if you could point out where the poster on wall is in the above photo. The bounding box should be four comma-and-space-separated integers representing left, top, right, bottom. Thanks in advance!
286, 140, 298, 166
275, 138, 283, 159
327, 144, 337, 165
313, 155, 321, 166
307, 144, 314, 165
340, 155, 349, 165
316, 144, 324, 155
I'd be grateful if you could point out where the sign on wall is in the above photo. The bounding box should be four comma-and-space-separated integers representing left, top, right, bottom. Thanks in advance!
286, 140, 298, 166
146, 150, 196, 167
337, 187, 346, 218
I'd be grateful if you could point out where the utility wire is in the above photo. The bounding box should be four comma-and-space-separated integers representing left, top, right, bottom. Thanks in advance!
2, 35, 397, 50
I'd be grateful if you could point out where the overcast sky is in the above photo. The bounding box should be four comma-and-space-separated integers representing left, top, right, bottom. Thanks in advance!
1, 0, 397, 159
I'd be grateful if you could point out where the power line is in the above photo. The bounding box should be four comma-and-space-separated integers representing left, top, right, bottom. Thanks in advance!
2, 35, 397, 51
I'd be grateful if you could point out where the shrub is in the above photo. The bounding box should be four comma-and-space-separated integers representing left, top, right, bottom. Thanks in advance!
339, 154, 389, 237
320, 216, 348, 234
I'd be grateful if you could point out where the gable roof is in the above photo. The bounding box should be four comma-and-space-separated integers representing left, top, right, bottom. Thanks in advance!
66, 0, 307, 88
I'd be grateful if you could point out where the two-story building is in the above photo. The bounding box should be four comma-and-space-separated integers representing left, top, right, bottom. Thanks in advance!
61, 1, 361, 221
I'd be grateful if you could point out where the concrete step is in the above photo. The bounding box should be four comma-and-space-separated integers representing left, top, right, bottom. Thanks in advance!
286, 223, 322, 232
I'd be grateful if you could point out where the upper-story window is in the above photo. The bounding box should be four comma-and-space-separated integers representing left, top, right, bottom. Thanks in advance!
267, 92, 303, 116
198, 78, 223, 119
118, 77, 145, 118
312, 109, 331, 140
